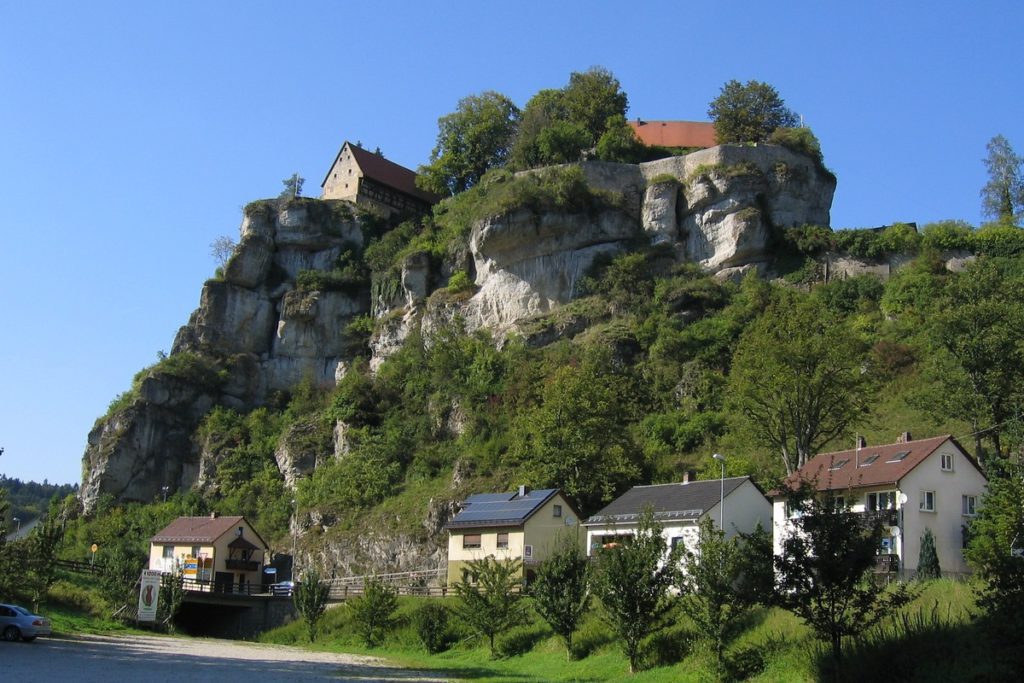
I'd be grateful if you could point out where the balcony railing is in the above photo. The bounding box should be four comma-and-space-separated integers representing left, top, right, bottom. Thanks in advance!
874, 554, 900, 573
225, 559, 260, 571
859, 509, 899, 526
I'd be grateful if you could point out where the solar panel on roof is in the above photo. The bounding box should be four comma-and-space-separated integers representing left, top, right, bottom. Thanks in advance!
465, 493, 513, 503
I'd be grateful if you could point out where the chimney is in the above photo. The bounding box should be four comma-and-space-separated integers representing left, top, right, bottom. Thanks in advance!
897, 431, 912, 444
210, 511, 219, 519
856, 435, 867, 449
682, 470, 697, 484
518, 485, 530, 498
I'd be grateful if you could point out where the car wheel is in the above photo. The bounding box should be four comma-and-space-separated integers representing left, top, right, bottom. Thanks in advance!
3, 626, 21, 642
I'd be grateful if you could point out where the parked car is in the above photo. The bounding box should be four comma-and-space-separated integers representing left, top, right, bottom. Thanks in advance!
270, 580, 295, 596
0, 603, 51, 642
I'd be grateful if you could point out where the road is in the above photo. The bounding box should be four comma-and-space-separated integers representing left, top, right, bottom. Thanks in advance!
0, 633, 449, 682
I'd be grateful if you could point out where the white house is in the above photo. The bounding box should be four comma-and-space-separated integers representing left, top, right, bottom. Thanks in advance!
772, 433, 987, 577
582, 476, 772, 558
149, 514, 269, 593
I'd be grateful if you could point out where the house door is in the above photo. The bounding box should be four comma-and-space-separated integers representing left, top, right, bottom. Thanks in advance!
214, 571, 234, 593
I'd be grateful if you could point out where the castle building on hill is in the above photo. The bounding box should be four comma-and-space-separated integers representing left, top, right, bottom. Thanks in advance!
320, 141, 439, 218
628, 119, 717, 149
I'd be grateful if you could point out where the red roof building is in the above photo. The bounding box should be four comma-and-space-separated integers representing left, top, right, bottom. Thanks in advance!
321, 141, 439, 218
628, 120, 717, 149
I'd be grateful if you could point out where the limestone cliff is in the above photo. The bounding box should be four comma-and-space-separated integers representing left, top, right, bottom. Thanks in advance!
80, 144, 836, 514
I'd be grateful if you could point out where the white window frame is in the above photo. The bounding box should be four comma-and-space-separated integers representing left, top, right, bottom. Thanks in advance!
920, 490, 936, 512
162, 545, 174, 559
941, 453, 954, 471
868, 491, 897, 511
962, 495, 977, 517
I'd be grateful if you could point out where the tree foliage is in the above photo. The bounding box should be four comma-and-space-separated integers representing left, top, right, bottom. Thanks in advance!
776, 483, 913, 669
727, 291, 873, 475
530, 533, 590, 659
293, 568, 330, 642
417, 91, 521, 196
452, 557, 526, 657
590, 509, 680, 674
917, 528, 941, 580
348, 576, 398, 647
981, 134, 1024, 224
280, 173, 305, 199
708, 79, 798, 144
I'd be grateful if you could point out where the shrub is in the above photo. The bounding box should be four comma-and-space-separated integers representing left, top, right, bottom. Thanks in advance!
920, 219, 975, 251
348, 577, 398, 647
917, 529, 941, 580
496, 622, 550, 657
768, 126, 824, 164
973, 223, 1024, 256
783, 225, 834, 255
414, 602, 451, 653
446, 270, 474, 293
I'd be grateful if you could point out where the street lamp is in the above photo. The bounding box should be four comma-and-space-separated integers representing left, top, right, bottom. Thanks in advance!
161, 485, 170, 502
12, 517, 20, 535
712, 454, 726, 531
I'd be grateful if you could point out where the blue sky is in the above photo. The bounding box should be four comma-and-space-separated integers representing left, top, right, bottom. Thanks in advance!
2, 1, 1022, 486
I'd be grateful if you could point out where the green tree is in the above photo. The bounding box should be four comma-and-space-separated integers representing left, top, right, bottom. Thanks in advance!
530, 533, 590, 659
510, 346, 644, 512
595, 114, 648, 163
727, 291, 872, 475
100, 544, 146, 618
917, 528, 941, 580
413, 602, 450, 653
348, 576, 398, 647
158, 567, 186, 633
452, 557, 526, 657
980, 134, 1024, 223
590, 509, 681, 674
280, 173, 304, 199
417, 91, 521, 196
678, 517, 769, 676
25, 511, 64, 611
708, 79, 798, 144
293, 568, 330, 642
965, 460, 1024, 572
776, 483, 912, 672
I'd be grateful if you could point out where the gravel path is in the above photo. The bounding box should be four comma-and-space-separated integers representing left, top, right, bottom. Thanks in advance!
1, 633, 451, 682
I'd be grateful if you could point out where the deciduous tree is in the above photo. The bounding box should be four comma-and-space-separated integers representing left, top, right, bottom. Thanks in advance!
727, 291, 872, 475
417, 91, 521, 196
348, 576, 398, 647
708, 80, 798, 144
530, 533, 590, 659
980, 134, 1024, 224
293, 568, 330, 642
452, 557, 526, 657
590, 509, 681, 674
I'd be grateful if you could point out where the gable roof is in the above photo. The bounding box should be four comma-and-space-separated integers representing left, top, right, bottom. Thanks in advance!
629, 120, 717, 148
321, 142, 439, 205
151, 515, 267, 549
445, 488, 562, 530
778, 435, 983, 495
585, 477, 754, 526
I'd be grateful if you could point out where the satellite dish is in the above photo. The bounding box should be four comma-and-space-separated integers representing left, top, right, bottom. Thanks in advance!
898, 493, 909, 505
565, 516, 576, 526
890, 526, 901, 538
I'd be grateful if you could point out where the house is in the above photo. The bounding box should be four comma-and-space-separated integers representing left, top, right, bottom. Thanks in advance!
444, 486, 583, 585
583, 475, 772, 558
628, 119, 717, 149
149, 514, 269, 593
320, 141, 439, 217
772, 433, 987, 577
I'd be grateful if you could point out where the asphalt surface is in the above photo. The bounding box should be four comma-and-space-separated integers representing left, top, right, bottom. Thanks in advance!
0, 633, 449, 682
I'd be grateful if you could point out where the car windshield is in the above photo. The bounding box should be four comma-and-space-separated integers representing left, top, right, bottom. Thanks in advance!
11, 605, 30, 615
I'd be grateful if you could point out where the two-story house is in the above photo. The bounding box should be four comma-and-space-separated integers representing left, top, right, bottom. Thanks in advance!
772, 433, 987, 577
444, 487, 583, 585
583, 475, 772, 558
149, 514, 269, 593
320, 141, 439, 217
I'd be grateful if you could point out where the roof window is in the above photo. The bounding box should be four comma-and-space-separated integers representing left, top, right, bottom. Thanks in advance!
886, 451, 910, 463
861, 454, 880, 466
829, 458, 850, 471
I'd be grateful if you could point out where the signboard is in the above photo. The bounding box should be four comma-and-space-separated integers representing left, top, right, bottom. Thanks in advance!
183, 556, 199, 578
138, 569, 163, 622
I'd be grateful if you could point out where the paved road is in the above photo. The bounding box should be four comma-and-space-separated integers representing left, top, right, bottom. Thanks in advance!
0, 633, 449, 682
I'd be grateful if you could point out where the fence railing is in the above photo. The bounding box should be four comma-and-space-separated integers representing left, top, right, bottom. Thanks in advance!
55, 558, 105, 574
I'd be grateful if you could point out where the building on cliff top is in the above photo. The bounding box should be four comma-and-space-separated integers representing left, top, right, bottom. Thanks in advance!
772, 433, 987, 578
320, 141, 439, 217
444, 486, 584, 585
629, 119, 717, 149
149, 514, 269, 593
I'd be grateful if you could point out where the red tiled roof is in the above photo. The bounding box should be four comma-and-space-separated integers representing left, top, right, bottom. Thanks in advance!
629, 120, 717, 148
777, 435, 982, 495
152, 515, 251, 544
321, 142, 440, 205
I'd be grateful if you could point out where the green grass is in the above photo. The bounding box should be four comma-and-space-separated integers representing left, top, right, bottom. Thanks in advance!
256, 579, 1013, 682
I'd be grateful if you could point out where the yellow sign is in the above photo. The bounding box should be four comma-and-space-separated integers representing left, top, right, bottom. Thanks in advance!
90, 543, 98, 553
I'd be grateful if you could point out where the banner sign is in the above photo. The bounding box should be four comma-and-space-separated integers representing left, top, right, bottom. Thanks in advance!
138, 569, 163, 622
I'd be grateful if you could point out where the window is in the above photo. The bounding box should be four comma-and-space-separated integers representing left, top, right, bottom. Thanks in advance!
553, 505, 563, 518
962, 495, 977, 516
463, 534, 481, 549
162, 545, 174, 559
886, 451, 910, 463
941, 453, 954, 471
496, 532, 509, 549
829, 458, 850, 471
834, 496, 846, 510
920, 490, 936, 512
861, 454, 880, 466
670, 537, 684, 551
867, 491, 896, 511
191, 546, 201, 558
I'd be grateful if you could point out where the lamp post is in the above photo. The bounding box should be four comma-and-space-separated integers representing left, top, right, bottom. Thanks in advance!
161, 485, 170, 502
12, 517, 20, 535
712, 453, 726, 532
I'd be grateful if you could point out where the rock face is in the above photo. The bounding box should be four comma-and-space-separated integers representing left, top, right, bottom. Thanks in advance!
81, 145, 837, 514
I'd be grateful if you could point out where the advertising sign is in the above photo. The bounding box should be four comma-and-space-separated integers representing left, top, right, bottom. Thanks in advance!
138, 569, 163, 622
183, 556, 198, 578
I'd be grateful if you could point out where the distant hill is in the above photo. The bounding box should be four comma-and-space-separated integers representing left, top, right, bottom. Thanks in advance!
1, 475, 77, 532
